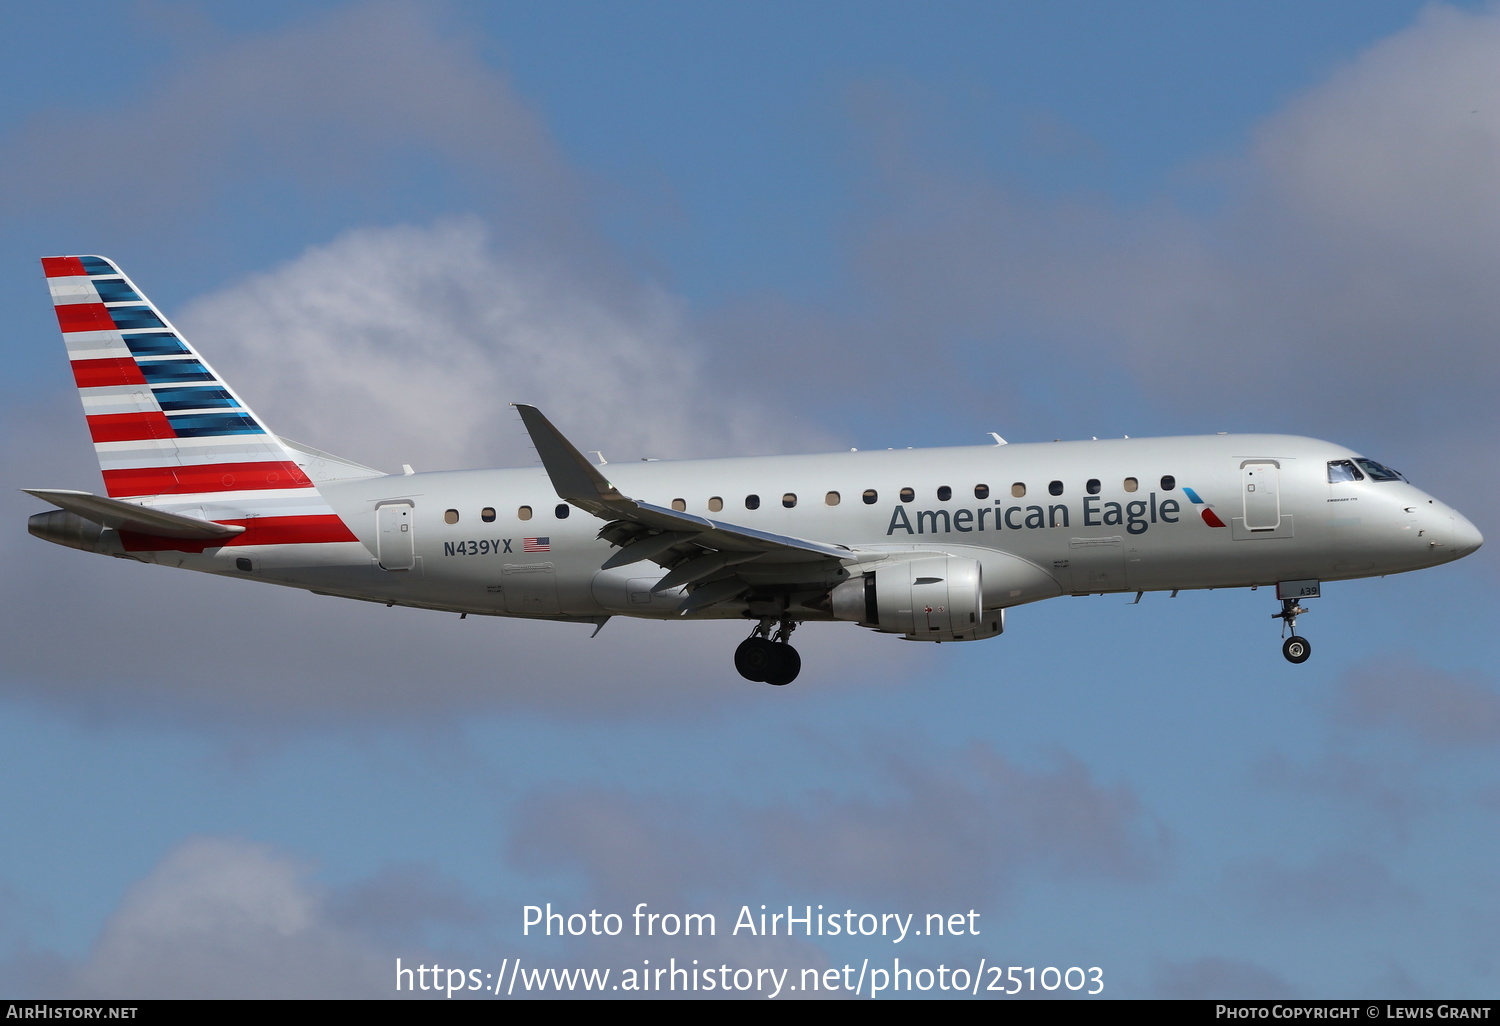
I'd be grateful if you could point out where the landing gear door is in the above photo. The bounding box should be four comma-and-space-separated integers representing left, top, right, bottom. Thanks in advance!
1241, 461, 1281, 531
376, 501, 416, 571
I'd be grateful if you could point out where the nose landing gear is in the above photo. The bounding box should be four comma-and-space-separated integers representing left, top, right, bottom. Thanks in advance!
734, 619, 801, 686
1274, 596, 1312, 664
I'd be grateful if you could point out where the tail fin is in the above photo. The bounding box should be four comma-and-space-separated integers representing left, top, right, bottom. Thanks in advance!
40, 255, 361, 548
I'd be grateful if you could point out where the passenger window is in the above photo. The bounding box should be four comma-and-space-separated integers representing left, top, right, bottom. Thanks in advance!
745, 494, 760, 510
555, 503, 570, 519
1086, 479, 1101, 495
1328, 460, 1364, 483
671, 498, 686, 511
974, 484, 989, 499
937, 485, 951, 501
1049, 480, 1064, 496
862, 489, 878, 504
1160, 475, 1176, 491
1011, 482, 1026, 498
444, 509, 459, 524
1123, 477, 1138, 493
783, 493, 797, 508
708, 496, 723, 512
481, 507, 496, 522
518, 505, 533, 521
900, 487, 914, 503
825, 491, 840, 506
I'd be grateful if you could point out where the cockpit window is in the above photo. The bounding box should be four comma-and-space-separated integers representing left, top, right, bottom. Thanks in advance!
1354, 458, 1405, 482
1327, 459, 1364, 483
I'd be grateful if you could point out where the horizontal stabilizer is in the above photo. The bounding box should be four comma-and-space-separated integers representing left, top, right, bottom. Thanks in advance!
21, 488, 246, 540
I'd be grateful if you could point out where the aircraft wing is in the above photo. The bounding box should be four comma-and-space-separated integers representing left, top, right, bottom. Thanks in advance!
22, 488, 247, 540
513, 404, 852, 564
514, 405, 866, 612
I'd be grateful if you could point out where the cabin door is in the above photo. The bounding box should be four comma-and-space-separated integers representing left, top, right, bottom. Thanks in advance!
1241, 462, 1281, 531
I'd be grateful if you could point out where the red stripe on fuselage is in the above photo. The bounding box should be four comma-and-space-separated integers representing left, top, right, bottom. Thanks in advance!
86, 411, 175, 443
42, 256, 86, 278
71, 357, 147, 388
56, 303, 115, 333
119, 514, 359, 552
101, 461, 314, 498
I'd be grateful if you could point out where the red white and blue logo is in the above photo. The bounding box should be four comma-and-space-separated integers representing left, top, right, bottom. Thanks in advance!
1182, 487, 1226, 528
43, 255, 358, 551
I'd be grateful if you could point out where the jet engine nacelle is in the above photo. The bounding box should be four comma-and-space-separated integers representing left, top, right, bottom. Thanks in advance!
830, 555, 999, 642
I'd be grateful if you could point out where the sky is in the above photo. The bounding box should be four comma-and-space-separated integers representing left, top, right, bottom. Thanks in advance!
1, 0, 1498, 1000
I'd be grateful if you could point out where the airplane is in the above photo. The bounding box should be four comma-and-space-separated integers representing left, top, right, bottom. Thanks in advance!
26, 255, 1484, 686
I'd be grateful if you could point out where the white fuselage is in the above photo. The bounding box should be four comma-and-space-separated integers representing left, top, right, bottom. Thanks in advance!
34, 254, 1481, 679
124, 433, 1480, 624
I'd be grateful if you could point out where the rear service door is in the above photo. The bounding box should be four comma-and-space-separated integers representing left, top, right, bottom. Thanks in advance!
376, 501, 415, 570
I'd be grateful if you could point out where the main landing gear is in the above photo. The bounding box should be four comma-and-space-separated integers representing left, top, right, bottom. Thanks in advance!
1274, 597, 1312, 664
735, 619, 801, 686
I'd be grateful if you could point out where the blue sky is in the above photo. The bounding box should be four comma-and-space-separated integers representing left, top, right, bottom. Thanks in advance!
2, 0, 1497, 999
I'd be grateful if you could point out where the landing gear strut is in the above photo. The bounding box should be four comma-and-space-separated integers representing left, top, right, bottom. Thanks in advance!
734, 619, 801, 686
1273, 597, 1312, 664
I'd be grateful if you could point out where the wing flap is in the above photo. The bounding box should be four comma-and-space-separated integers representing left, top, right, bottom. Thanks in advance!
600, 530, 702, 569
652, 550, 765, 593
675, 578, 750, 615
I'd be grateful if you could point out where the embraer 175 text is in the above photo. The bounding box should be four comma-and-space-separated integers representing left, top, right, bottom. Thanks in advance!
27, 256, 1483, 685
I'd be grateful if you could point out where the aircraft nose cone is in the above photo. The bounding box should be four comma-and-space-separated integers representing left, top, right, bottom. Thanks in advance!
1452, 513, 1483, 559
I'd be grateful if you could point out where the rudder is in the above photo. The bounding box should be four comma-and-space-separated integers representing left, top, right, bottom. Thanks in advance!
41, 255, 360, 549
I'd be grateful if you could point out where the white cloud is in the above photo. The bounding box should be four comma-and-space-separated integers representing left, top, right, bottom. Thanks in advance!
1251, 6, 1500, 258
0, 2, 576, 237
843, 4, 1500, 471
76, 838, 388, 998
175, 219, 828, 473
0, 0, 872, 724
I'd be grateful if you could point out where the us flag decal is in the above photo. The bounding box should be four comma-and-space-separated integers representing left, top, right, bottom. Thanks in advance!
523, 537, 551, 552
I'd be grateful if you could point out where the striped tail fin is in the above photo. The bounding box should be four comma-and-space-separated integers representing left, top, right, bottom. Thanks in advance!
41, 255, 362, 549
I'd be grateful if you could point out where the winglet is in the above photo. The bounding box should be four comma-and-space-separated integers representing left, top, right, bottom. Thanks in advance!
512, 404, 629, 515
511, 404, 852, 566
